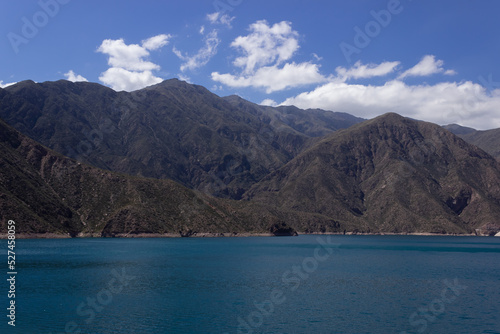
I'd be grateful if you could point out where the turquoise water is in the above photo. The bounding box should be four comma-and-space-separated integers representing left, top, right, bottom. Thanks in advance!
3, 235, 500, 333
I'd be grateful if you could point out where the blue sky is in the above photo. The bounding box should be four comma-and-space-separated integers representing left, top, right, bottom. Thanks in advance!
1, 0, 500, 129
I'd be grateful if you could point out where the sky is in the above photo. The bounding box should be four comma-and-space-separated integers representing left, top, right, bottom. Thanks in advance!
1, 0, 500, 130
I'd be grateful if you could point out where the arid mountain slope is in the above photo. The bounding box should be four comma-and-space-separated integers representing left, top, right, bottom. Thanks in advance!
444, 124, 500, 160
246, 113, 500, 235
0, 79, 362, 199
0, 119, 293, 237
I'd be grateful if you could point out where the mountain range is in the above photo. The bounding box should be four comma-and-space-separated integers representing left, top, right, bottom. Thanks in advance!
1, 79, 500, 237
0, 79, 362, 199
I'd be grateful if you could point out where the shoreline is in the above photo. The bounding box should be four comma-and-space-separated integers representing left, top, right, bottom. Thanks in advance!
0, 231, 497, 239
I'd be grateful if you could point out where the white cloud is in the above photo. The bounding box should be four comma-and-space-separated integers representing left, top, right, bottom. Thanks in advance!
312, 53, 323, 61
399, 55, 456, 79
98, 68, 163, 92
0, 80, 17, 88
98, 38, 160, 71
281, 79, 500, 130
141, 34, 171, 51
212, 62, 326, 93
207, 12, 235, 27
207, 12, 219, 23
64, 70, 88, 82
97, 34, 170, 91
336, 61, 400, 80
212, 20, 326, 93
231, 20, 299, 74
174, 30, 220, 72
260, 98, 278, 107
177, 73, 192, 83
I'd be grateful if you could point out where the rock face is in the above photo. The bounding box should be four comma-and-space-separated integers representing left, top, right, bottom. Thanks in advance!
269, 223, 299, 236
245, 113, 500, 234
0, 119, 296, 237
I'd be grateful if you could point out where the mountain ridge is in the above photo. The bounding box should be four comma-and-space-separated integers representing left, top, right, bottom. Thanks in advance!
0, 79, 363, 199
0, 117, 300, 237
2, 80, 500, 236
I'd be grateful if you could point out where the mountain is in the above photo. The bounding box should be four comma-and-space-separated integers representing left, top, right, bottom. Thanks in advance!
458, 129, 500, 160
0, 118, 296, 237
443, 124, 477, 135
223, 95, 364, 138
2, 79, 500, 237
0, 79, 363, 199
444, 124, 500, 160
245, 113, 500, 235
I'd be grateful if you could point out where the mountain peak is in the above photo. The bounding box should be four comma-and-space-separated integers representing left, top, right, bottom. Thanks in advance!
368, 112, 409, 125
246, 112, 500, 234
443, 123, 477, 135
144, 78, 196, 90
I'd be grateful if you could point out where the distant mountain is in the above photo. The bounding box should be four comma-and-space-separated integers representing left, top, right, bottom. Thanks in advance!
0, 118, 295, 237
459, 129, 500, 160
443, 124, 477, 135
0, 79, 363, 199
223, 95, 364, 138
444, 124, 500, 160
245, 113, 500, 235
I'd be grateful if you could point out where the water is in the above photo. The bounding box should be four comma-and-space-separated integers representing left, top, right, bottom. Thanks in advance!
3, 235, 500, 334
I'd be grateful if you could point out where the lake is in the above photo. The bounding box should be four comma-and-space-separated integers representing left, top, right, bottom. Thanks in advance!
4, 235, 500, 333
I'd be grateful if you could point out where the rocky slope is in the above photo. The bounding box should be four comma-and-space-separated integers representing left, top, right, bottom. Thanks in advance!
245, 113, 500, 235
0, 119, 296, 237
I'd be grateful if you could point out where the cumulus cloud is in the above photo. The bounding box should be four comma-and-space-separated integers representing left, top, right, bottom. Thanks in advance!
173, 30, 220, 72
212, 62, 326, 93
281, 79, 500, 130
260, 98, 278, 107
0, 80, 17, 88
231, 20, 299, 74
336, 61, 400, 80
399, 55, 456, 79
98, 68, 163, 92
212, 20, 326, 93
64, 70, 88, 82
97, 34, 171, 91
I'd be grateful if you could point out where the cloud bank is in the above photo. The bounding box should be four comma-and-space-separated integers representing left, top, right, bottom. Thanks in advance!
282, 78, 500, 130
